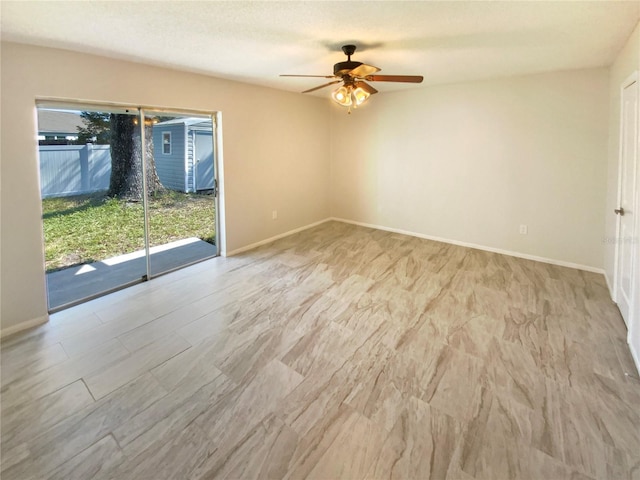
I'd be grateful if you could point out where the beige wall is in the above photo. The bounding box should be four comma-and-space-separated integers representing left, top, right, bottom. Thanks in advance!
0, 42, 331, 333
330, 68, 610, 269
604, 22, 640, 369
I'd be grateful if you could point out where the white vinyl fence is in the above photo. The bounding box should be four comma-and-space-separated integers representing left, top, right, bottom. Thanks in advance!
39, 144, 111, 198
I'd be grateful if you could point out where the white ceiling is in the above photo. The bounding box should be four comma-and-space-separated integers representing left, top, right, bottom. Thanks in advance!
1, 1, 638, 97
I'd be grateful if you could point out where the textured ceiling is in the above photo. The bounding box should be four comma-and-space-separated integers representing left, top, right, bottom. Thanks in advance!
1, 1, 638, 97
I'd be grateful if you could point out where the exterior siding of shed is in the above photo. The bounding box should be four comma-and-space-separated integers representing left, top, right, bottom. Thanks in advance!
152, 118, 214, 193
153, 124, 187, 192
186, 130, 195, 192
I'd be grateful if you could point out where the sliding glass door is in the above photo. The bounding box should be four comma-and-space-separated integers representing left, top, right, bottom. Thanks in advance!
142, 110, 217, 277
37, 103, 218, 311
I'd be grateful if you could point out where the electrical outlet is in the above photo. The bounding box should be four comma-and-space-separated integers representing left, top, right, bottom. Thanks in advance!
272, 210, 278, 220
519, 224, 528, 235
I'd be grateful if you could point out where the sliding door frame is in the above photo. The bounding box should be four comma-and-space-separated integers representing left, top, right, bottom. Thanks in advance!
36, 98, 222, 310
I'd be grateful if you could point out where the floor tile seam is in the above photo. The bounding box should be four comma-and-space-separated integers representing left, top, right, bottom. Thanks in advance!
81, 336, 132, 366
193, 412, 281, 479
0, 339, 66, 365
83, 335, 190, 400
93, 306, 158, 326
59, 316, 153, 355
147, 364, 237, 412
40, 432, 124, 480
360, 392, 464, 439
112, 384, 213, 457
0, 405, 123, 478
204, 336, 282, 382
0, 371, 91, 414
110, 399, 172, 450
115, 304, 230, 351
451, 391, 572, 473
481, 343, 570, 390
0, 344, 70, 387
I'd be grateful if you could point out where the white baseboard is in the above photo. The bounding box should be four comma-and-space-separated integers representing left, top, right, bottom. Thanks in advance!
0, 315, 48, 339
226, 218, 333, 256
331, 217, 605, 275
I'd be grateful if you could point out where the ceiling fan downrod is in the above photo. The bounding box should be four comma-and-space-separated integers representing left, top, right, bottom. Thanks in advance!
342, 44, 356, 60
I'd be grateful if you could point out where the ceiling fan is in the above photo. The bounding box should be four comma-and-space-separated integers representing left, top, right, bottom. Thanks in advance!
281, 45, 423, 112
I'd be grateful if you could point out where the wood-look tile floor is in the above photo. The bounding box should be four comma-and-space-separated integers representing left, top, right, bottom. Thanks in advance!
1, 221, 639, 480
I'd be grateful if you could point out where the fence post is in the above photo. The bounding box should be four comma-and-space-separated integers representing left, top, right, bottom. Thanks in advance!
80, 144, 90, 192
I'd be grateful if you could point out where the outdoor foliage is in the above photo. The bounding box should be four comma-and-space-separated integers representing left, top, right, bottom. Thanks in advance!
76, 112, 111, 144
42, 192, 215, 272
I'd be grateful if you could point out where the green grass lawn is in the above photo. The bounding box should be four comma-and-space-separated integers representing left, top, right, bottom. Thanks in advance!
42, 191, 215, 272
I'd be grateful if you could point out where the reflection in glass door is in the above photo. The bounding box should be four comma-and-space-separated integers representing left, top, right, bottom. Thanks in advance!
38, 103, 218, 312
143, 110, 217, 277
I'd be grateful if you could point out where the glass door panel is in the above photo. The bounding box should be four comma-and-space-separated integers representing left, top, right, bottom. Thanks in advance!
38, 106, 146, 310
142, 110, 217, 278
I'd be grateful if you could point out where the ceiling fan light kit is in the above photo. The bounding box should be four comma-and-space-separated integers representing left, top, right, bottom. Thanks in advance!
281, 44, 423, 113
331, 84, 371, 108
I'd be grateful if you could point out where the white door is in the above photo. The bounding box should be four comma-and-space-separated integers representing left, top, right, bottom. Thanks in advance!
615, 75, 639, 328
195, 131, 214, 190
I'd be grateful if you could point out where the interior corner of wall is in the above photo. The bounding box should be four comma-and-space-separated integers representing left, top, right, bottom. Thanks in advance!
604, 270, 615, 300
0, 314, 49, 339
628, 335, 640, 377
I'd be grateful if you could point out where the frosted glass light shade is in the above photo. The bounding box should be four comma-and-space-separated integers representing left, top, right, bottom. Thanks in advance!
351, 86, 370, 106
332, 85, 352, 106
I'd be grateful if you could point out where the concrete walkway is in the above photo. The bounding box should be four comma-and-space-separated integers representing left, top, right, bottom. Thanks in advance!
46, 237, 217, 310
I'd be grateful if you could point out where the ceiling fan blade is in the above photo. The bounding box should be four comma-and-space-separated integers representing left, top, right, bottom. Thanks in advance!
365, 75, 424, 83
349, 64, 381, 78
302, 80, 342, 94
280, 74, 336, 78
355, 81, 378, 95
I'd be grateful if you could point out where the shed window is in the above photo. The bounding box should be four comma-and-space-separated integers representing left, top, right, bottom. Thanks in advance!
162, 132, 171, 155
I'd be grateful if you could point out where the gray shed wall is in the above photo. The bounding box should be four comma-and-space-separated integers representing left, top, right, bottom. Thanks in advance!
153, 124, 187, 192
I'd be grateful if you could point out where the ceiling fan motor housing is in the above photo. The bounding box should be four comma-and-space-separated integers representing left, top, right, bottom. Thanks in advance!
334, 60, 362, 76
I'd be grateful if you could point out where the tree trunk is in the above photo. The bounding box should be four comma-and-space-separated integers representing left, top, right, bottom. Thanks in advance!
108, 114, 164, 200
